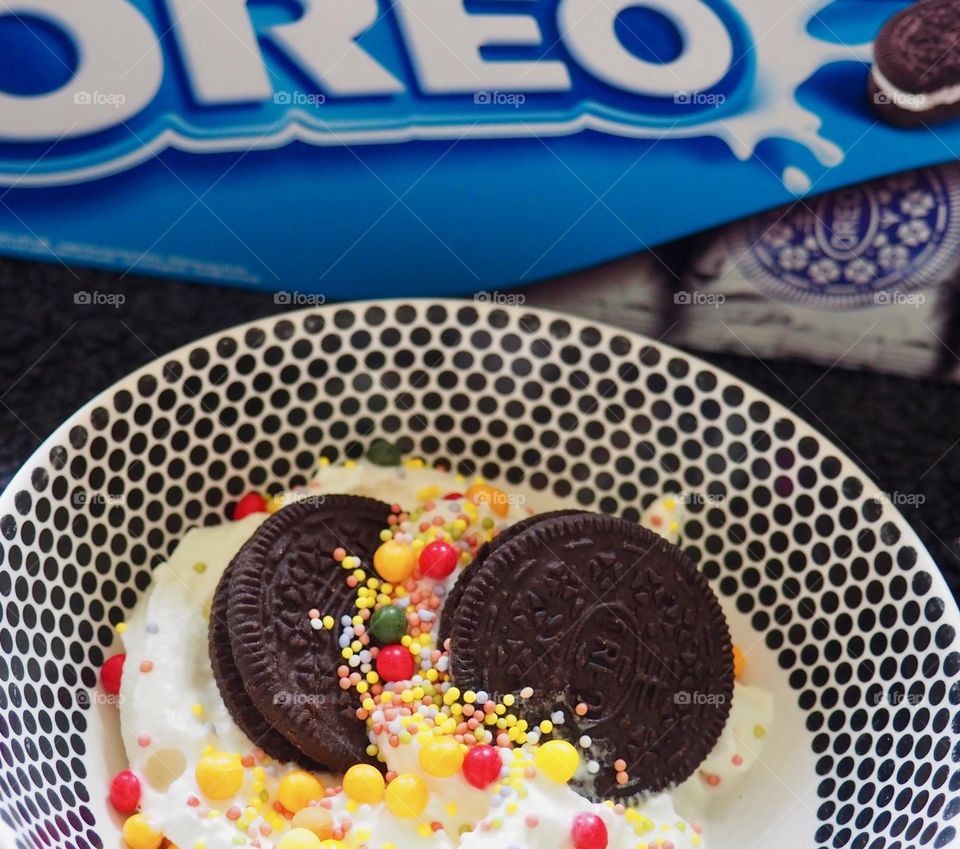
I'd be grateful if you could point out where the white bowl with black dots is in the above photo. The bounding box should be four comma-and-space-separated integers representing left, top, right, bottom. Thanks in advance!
0, 301, 957, 849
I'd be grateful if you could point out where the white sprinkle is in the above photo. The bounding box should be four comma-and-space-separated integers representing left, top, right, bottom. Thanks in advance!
340, 615, 352, 626
579, 735, 592, 748
551, 711, 565, 725
587, 761, 600, 775
309, 619, 324, 631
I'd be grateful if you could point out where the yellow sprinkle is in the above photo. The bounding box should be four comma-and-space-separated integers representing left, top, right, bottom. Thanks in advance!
753, 725, 766, 738
191, 703, 204, 718
445, 802, 458, 816
318, 457, 330, 467
322, 616, 335, 630
116, 623, 127, 634
539, 720, 553, 734
416, 824, 432, 838
417, 485, 441, 501
663, 497, 676, 511
502, 694, 515, 707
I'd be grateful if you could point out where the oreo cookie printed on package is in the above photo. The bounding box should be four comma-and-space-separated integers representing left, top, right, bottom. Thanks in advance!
725, 166, 960, 309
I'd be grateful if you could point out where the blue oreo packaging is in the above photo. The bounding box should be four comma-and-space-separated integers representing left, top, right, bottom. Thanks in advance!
2, 0, 960, 299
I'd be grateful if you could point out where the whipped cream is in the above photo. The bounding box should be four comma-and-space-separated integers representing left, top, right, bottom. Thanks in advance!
118, 460, 773, 849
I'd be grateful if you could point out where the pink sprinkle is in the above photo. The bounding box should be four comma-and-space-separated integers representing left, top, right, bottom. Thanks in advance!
519, 687, 533, 699
478, 821, 491, 833
137, 734, 151, 748
333, 548, 346, 562
139, 660, 154, 673
226, 806, 242, 820
692, 824, 703, 835
187, 796, 200, 807
241, 754, 255, 768
525, 815, 539, 829
308, 609, 320, 620
731, 754, 743, 766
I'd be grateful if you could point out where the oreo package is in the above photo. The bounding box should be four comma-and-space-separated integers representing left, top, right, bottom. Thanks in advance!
548, 164, 960, 382
3, 0, 960, 296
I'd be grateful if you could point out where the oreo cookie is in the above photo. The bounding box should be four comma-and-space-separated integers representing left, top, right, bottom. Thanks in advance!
436, 509, 586, 647
211, 494, 391, 771
209, 560, 321, 768
448, 512, 733, 799
870, 0, 960, 128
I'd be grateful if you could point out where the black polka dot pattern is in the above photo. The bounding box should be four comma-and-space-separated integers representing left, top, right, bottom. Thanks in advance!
0, 303, 957, 849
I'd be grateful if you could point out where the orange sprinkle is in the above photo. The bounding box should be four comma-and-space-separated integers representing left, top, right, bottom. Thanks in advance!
615, 772, 628, 785
613, 759, 626, 772
139, 661, 153, 673
333, 548, 346, 561
650, 515, 663, 526
705, 773, 721, 787
731, 754, 743, 766
574, 703, 588, 717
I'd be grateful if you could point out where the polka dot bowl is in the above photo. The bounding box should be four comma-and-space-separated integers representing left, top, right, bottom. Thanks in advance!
0, 301, 957, 849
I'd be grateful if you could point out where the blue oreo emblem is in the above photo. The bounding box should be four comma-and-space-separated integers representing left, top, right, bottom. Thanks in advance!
732, 167, 960, 308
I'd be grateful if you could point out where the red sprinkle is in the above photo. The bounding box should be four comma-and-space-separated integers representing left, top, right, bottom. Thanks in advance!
109, 770, 141, 814
234, 492, 268, 520
462, 745, 502, 789
376, 645, 414, 683
570, 813, 608, 849
100, 654, 125, 696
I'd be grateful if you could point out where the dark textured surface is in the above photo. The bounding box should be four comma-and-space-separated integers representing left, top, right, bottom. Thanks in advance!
449, 512, 734, 799
0, 255, 958, 603
227, 495, 391, 772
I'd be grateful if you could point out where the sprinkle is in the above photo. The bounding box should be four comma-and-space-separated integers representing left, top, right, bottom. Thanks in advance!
586, 761, 600, 775
574, 703, 588, 716
519, 687, 533, 699
194, 562, 207, 574
613, 759, 627, 772
753, 725, 766, 739
145, 623, 159, 634
139, 661, 153, 673
731, 754, 743, 766
579, 736, 592, 748
115, 623, 127, 634
137, 734, 151, 748
524, 815, 539, 829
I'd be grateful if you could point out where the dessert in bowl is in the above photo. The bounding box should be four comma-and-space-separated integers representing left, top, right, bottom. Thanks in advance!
0, 302, 956, 849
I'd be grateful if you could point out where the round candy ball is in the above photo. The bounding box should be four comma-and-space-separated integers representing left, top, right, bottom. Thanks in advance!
277, 770, 324, 812
277, 827, 324, 849
291, 807, 333, 840
534, 740, 580, 784
373, 540, 416, 583
234, 491, 267, 520
571, 813, 608, 849
418, 541, 459, 580
462, 744, 502, 789
342, 763, 385, 805
369, 605, 407, 644
195, 751, 244, 800
384, 773, 428, 819
376, 644, 414, 682
122, 814, 163, 849
100, 653, 125, 696
109, 769, 141, 813
418, 736, 464, 777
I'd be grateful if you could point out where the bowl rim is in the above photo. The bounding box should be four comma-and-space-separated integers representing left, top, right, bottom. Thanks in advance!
1, 298, 956, 626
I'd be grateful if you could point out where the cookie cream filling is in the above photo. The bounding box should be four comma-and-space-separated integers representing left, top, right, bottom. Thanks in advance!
117, 460, 774, 849
870, 66, 960, 112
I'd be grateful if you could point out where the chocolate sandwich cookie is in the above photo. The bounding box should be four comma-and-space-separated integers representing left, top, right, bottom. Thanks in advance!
437, 509, 586, 647
448, 512, 733, 799
215, 494, 392, 771
870, 0, 960, 128
209, 560, 321, 768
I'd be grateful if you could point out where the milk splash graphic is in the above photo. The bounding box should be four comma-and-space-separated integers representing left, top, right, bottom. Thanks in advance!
0, 0, 874, 188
